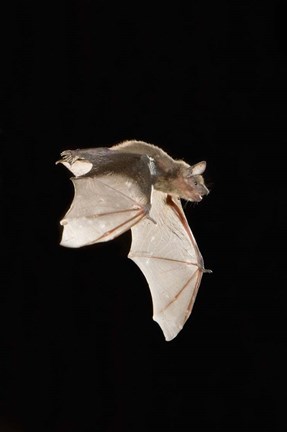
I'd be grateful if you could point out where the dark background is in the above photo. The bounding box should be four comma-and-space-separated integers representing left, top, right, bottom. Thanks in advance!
1, 1, 286, 431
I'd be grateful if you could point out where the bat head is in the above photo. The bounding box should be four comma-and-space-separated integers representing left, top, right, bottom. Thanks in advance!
175, 161, 209, 202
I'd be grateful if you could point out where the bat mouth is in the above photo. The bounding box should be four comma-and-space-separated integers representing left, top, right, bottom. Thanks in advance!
193, 194, 203, 202
194, 187, 209, 202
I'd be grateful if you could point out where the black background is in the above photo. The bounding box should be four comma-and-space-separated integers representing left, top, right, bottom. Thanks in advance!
1, 1, 286, 431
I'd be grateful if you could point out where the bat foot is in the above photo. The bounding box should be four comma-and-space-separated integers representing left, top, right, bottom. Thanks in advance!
58, 150, 83, 165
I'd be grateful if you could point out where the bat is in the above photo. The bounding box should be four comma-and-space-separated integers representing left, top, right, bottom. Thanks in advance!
56, 140, 211, 341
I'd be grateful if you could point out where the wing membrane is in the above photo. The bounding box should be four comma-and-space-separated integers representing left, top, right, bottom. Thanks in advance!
59, 154, 152, 248
129, 190, 205, 341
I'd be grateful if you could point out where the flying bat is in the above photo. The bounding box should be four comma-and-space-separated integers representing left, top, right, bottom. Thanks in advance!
57, 140, 211, 341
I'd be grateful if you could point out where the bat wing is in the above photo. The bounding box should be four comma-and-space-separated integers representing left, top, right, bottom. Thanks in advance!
129, 190, 208, 341
58, 150, 153, 247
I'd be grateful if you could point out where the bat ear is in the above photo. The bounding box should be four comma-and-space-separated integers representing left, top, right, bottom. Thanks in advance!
190, 161, 206, 175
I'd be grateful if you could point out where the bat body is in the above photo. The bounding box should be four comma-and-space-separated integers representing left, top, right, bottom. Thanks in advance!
57, 140, 211, 341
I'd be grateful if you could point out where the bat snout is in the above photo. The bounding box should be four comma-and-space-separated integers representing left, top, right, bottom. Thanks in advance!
193, 185, 209, 202
201, 185, 210, 196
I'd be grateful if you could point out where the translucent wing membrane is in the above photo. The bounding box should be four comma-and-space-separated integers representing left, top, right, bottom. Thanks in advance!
60, 175, 150, 247
58, 150, 152, 247
129, 190, 206, 341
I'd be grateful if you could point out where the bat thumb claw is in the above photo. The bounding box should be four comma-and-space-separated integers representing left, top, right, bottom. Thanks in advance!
203, 268, 212, 274
146, 215, 157, 225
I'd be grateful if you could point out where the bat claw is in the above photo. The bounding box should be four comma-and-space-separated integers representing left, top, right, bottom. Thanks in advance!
203, 268, 212, 274
146, 214, 157, 225
60, 150, 80, 165
55, 150, 84, 166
